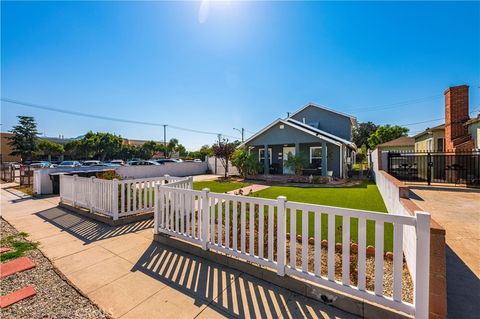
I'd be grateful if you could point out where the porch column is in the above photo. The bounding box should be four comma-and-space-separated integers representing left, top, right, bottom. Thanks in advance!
321, 141, 328, 176
295, 143, 300, 156
264, 144, 269, 175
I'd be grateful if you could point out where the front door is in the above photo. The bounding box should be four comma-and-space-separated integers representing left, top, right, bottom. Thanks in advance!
282, 147, 296, 174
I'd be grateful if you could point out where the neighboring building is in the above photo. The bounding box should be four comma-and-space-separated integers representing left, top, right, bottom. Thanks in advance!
465, 115, 480, 151
377, 136, 415, 152
240, 103, 357, 178
414, 85, 476, 152
414, 124, 445, 152
0, 132, 21, 162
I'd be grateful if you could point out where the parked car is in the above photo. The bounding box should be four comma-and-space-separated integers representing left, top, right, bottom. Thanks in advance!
109, 159, 125, 166
154, 159, 178, 164
193, 159, 202, 163
11, 162, 21, 169
29, 161, 52, 168
82, 160, 101, 166
129, 160, 160, 166
57, 161, 82, 168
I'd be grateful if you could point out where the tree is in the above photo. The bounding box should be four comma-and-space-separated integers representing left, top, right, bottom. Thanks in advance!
352, 122, 378, 149
367, 125, 409, 149
231, 147, 261, 178
166, 138, 179, 158
94, 133, 123, 161
38, 140, 64, 161
212, 139, 236, 178
199, 144, 213, 159
283, 153, 308, 176
138, 141, 159, 159
8, 116, 39, 162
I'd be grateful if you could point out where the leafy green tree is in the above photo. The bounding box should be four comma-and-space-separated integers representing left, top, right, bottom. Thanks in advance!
212, 139, 236, 178
283, 153, 309, 176
199, 144, 213, 158
138, 141, 159, 159
352, 122, 378, 149
8, 116, 39, 162
38, 140, 64, 161
94, 132, 123, 161
368, 125, 409, 149
166, 138, 178, 158
231, 147, 261, 177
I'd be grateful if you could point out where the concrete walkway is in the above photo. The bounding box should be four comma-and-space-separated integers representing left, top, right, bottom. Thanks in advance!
410, 186, 480, 319
0, 183, 358, 319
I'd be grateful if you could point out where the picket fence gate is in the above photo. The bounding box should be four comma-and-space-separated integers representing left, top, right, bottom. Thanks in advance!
154, 180, 430, 318
60, 174, 191, 219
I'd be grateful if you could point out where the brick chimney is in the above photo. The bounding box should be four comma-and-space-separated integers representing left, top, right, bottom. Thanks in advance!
444, 85, 470, 152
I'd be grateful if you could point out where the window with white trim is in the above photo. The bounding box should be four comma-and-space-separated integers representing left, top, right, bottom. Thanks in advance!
310, 146, 323, 166
259, 148, 272, 164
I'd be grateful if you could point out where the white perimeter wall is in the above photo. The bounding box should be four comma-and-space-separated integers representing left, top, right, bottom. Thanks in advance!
116, 162, 208, 179
207, 157, 239, 176
371, 149, 417, 281
34, 162, 208, 195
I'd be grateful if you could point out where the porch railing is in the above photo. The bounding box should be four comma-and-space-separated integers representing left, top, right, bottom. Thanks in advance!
154, 183, 431, 318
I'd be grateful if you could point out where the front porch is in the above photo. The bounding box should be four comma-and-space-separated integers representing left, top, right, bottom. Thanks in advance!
249, 141, 344, 178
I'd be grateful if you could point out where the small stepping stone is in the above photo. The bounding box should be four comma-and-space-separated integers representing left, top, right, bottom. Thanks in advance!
0, 257, 35, 279
0, 247, 11, 253
0, 285, 36, 308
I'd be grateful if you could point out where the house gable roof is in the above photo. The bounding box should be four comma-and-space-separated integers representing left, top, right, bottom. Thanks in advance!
286, 118, 357, 149
376, 136, 415, 148
239, 118, 346, 148
413, 123, 445, 139
289, 103, 357, 126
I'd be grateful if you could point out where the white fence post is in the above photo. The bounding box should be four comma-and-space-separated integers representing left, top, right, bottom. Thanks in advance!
154, 185, 160, 234
201, 188, 210, 251
414, 211, 431, 319
72, 175, 78, 207
276, 196, 287, 276
188, 176, 193, 189
112, 178, 119, 220
89, 176, 95, 213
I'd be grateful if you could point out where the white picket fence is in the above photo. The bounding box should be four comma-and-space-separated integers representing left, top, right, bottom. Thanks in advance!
154, 183, 431, 318
60, 174, 191, 219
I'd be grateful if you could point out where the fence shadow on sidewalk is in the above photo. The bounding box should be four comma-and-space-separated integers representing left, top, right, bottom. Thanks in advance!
445, 245, 480, 319
34, 206, 153, 244
132, 241, 355, 319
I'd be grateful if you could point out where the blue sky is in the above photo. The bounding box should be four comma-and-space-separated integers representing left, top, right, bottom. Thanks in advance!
1, 1, 479, 150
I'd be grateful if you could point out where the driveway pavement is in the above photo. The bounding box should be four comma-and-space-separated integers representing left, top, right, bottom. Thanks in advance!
1, 183, 358, 319
410, 186, 480, 319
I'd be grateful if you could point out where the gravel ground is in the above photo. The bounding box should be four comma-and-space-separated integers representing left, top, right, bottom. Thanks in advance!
0, 218, 107, 319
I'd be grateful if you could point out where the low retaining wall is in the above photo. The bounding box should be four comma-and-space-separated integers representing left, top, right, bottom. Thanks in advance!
372, 153, 447, 319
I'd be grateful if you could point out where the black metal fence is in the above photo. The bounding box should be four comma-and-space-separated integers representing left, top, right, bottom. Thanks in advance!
387, 151, 480, 186
1, 163, 16, 182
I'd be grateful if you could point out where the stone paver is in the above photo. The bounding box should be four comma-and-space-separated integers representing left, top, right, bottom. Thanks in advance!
0, 285, 36, 308
227, 184, 270, 195
0, 183, 359, 319
410, 186, 480, 319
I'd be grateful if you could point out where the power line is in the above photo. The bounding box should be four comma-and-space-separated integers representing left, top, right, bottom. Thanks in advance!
1, 98, 241, 140
346, 94, 443, 113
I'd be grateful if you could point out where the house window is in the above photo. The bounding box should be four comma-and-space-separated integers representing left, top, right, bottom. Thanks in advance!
427, 139, 433, 152
310, 146, 323, 166
259, 148, 272, 164
437, 138, 444, 152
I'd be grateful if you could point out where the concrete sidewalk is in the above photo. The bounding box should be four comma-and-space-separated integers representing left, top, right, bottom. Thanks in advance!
410, 186, 480, 319
0, 183, 358, 319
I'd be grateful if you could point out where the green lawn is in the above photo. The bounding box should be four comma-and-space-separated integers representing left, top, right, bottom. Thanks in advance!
193, 180, 251, 194
251, 181, 392, 251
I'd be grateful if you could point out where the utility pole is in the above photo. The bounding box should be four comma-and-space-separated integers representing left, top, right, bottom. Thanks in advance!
217, 134, 222, 144
233, 128, 245, 142
163, 125, 167, 158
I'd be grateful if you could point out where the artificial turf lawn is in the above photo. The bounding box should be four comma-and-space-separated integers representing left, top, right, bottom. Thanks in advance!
193, 180, 251, 194
251, 181, 393, 251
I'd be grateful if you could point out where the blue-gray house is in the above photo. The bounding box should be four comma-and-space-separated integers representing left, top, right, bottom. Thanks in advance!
240, 103, 357, 178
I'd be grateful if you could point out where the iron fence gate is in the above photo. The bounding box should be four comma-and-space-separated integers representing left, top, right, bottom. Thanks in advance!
387, 151, 480, 186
